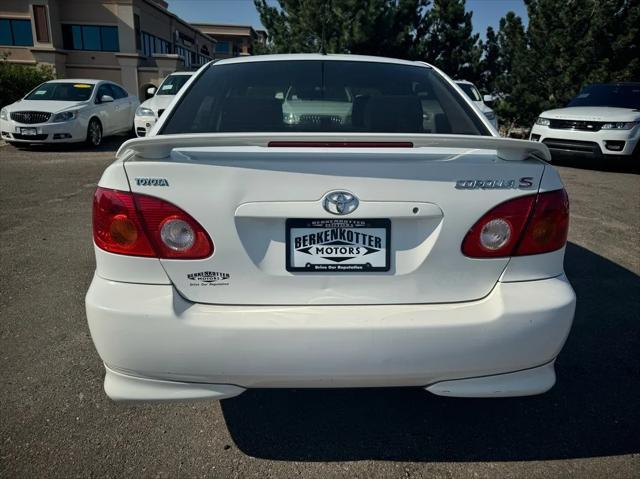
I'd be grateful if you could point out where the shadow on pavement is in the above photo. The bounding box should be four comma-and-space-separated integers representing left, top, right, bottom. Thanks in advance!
221, 242, 640, 461
6, 133, 130, 154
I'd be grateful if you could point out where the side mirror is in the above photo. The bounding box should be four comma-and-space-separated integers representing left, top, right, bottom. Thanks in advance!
275, 92, 284, 100
100, 95, 114, 103
146, 86, 156, 97
483, 94, 495, 104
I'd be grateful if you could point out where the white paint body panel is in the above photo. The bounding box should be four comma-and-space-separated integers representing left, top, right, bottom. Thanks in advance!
123, 147, 545, 305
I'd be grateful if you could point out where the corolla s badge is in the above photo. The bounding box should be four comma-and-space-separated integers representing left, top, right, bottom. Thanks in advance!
323, 191, 359, 215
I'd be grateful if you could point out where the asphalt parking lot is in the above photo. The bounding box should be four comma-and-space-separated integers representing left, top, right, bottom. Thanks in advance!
1, 139, 638, 478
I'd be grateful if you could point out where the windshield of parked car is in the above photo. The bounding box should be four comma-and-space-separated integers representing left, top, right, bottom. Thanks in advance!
157, 74, 192, 95
25, 82, 94, 101
568, 84, 640, 109
457, 83, 482, 102
161, 60, 489, 135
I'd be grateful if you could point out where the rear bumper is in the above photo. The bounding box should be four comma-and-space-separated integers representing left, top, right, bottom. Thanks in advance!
86, 274, 576, 401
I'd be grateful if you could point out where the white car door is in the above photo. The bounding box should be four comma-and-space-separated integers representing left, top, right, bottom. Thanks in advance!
109, 84, 133, 132
94, 83, 116, 134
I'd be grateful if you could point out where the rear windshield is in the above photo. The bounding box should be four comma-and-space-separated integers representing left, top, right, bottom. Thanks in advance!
25, 82, 94, 101
157, 74, 192, 96
161, 60, 489, 135
568, 84, 640, 109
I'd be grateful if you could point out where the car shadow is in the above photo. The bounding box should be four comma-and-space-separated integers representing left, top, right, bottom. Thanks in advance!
220, 242, 640, 461
7, 133, 131, 154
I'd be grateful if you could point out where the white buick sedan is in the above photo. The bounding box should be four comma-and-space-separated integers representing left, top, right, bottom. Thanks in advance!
86, 55, 576, 403
0, 79, 138, 147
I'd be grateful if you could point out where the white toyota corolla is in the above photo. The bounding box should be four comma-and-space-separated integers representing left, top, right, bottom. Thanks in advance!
1, 79, 138, 147
134, 71, 194, 137
86, 55, 576, 403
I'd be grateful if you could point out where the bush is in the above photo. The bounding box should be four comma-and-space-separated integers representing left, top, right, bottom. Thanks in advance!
0, 53, 55, 108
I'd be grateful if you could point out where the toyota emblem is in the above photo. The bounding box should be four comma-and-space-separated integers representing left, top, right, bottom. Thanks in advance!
323, 191, 359, 215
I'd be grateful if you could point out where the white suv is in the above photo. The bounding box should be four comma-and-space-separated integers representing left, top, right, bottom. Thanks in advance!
530, 82, 640, 162
86, 55, 575, 403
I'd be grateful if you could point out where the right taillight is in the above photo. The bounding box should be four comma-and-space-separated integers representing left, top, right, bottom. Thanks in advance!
93, 187, 213, 259
462, 189, 569, 258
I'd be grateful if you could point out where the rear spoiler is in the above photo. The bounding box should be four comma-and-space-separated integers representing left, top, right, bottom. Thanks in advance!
117, 133, 550, 162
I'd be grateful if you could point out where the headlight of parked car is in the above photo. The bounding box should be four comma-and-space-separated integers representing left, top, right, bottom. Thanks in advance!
484, 111, 496, 121
601, 121, 638, 130
52, 110, 78, 123
136, 106, 155, 117
0, 108, 8, 121
535, 117, 551, 126
283, 112, 299, 125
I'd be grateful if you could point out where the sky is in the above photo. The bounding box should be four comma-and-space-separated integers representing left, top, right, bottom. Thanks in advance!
168, 0, 528, 38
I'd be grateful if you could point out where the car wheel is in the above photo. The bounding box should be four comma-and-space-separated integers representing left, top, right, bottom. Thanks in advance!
86, 118, 103, 147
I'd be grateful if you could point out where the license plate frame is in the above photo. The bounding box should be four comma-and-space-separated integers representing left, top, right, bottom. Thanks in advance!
20, 127, 38, 136
286, 218, 391, 273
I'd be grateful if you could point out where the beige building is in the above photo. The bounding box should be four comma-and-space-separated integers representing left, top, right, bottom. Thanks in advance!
0, 0, 215, 98
191, 23, 266, 59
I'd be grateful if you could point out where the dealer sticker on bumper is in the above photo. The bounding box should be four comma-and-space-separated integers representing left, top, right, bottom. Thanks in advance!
286, 218, 391, 272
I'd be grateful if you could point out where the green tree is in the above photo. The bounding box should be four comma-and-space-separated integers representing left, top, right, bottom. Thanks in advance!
478, 26, 500, 94
495, 0, 640, 131
0, 54, 55, 108
254, 0, 429, 57
417, 0, 481, 80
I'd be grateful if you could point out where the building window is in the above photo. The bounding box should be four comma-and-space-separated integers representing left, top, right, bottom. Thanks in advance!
175, 45, 195, 67
215, 41, 230, 54
141, 31, 170, 57
33, 5, 49, 43
62, 24, 119, 51
200, 45, 209, 56
0, 18, 34, 46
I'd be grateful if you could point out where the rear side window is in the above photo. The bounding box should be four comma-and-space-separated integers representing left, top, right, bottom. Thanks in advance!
161, 61, 489, 135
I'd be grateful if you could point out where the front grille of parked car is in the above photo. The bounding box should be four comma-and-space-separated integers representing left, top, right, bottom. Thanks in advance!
549, 119, 603, 131
10, 111, 52, 124
12, 133, 48, 141
157, 109, 165, 117
542, 138, 602, 155
299, 114, 343, 126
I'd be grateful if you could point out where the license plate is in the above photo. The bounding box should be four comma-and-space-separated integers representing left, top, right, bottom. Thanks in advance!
286, 218, 391, 272
20, 128, 37, 136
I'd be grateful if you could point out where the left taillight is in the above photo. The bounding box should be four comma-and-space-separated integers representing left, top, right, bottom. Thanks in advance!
92, 187, 213, 259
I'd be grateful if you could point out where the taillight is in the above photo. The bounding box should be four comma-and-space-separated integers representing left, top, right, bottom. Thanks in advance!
462, 189, 569, 258
93, 187, 213, 259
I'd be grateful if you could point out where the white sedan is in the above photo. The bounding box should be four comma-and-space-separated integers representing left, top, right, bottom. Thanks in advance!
87, 54, 575, 403
0, 79, 138, 147
134, 71, 194, 137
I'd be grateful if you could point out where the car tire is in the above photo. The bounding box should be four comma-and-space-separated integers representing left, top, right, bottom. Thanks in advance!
86, 118, 103, 147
